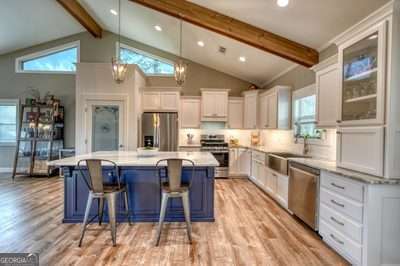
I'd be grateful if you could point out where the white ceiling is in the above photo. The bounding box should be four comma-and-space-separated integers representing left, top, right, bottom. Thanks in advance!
0, 0, 391, 85
189, 0, 390, 49
0, 0, 84, 55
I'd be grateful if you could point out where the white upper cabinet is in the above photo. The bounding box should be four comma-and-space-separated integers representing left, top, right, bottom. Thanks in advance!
180, 97, 201, 128
313, 56, 340, 127
201, 89, 229, 121
242, 90, 258, 129
227, 98, 243, 129
142, 89, 180, 111
337, 22, 387, 126
337, 126, 384, 176
258, 86, 291, 130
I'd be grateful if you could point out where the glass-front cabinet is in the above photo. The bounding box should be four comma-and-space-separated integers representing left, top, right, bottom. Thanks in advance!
338, 22, 386, 126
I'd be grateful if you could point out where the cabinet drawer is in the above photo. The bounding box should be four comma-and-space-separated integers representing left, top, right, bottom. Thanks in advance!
252, 151, 265, 163
320, 203, 363, 243
320, 220, 362, 265
320, 187, 363, 223
321, 171, 364, 202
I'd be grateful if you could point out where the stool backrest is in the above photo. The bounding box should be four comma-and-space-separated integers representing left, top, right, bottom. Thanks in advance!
156, 158, 195, 192
77, 159, 119, 193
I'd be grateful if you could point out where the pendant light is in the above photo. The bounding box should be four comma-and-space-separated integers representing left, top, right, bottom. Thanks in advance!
174, 20, 187, 86
112, 0, 128, 84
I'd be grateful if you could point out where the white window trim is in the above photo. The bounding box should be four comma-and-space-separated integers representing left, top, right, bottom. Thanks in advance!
292, 84, 329, 146
117, 42, 175, 77
15, 40, 80, 74
0, 99, 19, 146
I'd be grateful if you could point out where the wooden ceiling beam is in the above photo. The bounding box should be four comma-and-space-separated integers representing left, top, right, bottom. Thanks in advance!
129, 0, 319, 67
57, 0, 102, 38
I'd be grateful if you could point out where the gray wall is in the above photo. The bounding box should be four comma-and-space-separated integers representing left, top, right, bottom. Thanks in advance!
0, 31, 251, 169
263, 45, 338, 91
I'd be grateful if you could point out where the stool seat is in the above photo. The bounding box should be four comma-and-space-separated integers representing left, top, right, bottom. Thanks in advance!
103, 184, 126, 193
161, 181, 189, 193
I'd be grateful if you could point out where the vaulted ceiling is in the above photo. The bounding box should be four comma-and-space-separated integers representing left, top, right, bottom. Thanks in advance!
0, 0, 390, 86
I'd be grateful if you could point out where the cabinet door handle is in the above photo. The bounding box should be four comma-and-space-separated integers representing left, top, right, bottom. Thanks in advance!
330, 216, 345, 226
330, 199, 345, 208
336, 120, 342, 123
331, 182, 345, 190
330, 234, 344, 245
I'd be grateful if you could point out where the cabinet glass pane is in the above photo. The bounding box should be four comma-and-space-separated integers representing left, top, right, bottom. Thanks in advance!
342, 31, 378, 121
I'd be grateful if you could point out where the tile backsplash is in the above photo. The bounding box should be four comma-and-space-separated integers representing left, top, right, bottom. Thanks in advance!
179, 127, 336, 161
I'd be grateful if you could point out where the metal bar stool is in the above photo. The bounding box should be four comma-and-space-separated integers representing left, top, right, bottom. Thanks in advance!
77, 159, 132, 247
155, 158, 195, 246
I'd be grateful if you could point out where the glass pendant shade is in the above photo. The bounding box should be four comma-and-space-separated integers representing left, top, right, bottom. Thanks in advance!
112, 57, 128, 84
174, 59, 187, 86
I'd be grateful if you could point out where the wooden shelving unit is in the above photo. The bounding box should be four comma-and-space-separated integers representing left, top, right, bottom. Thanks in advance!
12, 104, 64, 179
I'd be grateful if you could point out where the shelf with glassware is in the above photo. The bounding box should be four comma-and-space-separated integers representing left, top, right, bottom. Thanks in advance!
337, 22, 386, 126
12, 104, 64, 178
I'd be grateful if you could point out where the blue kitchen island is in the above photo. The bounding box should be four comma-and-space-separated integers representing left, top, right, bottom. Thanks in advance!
49, 151, 218, 223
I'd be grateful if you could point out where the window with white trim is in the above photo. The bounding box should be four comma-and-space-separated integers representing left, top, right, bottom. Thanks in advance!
119, 44, 174, 75
293, 85, 320, 139
15, 41, 79, 74
0, 100, 18, 144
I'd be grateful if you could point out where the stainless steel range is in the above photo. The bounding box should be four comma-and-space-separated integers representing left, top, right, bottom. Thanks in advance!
200, 135, 229, 178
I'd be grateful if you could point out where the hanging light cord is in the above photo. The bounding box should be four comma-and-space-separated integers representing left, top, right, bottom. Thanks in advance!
118, 0, 121, 61
179, 19, 182, 58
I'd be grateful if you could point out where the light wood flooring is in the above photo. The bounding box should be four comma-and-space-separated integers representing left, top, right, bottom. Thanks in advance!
0, 176, 349, 266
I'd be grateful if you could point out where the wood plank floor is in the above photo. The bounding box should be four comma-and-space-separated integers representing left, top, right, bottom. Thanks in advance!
0, 177, 349, 266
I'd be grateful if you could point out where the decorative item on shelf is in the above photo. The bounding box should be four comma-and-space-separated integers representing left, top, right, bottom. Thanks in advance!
174, 19, 187, 86
111, 0, 128, 84
247, 84, 258, 91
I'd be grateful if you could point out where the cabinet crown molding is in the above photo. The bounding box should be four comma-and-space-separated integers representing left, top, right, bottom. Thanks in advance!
311, 55, 338, 72
140, 86, 182, 92
200, 88, 231, 93
241, 89, 259, 96
332, 1, 393, 47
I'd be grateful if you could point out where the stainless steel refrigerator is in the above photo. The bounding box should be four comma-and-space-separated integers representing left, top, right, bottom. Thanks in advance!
141, 112, 178, 151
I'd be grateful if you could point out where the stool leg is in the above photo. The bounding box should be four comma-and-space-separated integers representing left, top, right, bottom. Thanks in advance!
123, 190, 132, 225
79, 192, 93, 247
98, 198, 104, 225
156, 192, 169, 246
182, 191, 192, 244
107, 193, 117, 246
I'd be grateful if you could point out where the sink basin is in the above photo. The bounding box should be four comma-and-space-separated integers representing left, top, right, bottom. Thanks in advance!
269, 152, 311, 159
266, 153, 311, 175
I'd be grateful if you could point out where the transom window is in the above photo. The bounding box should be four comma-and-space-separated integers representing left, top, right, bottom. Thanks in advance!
15, 41, 80, 74
119, 44, 174, 76
0, 100, 18, 144
293, 85, 320, 139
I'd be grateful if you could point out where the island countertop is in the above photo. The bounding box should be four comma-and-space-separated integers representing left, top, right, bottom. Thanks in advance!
49, 151, 219, 167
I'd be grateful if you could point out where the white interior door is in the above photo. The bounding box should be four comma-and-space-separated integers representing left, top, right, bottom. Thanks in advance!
85, 100, 125, 153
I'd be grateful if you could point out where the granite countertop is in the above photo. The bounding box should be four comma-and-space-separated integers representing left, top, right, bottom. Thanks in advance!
49, 151, 219, 167
229, 144, 287, 154
179, 144, 201, 148
289, 158, 400, 185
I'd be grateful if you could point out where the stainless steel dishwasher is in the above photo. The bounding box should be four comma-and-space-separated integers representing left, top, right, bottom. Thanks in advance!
288, 162, 320, 231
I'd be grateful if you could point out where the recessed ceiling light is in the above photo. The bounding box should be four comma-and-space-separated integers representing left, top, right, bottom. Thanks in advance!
197, 41, 205, 47
154, 25, 163, 31
239, 56, 246, 62
369, 34, 378, 40
277, 0, 289, 7
110, 9, 118, 16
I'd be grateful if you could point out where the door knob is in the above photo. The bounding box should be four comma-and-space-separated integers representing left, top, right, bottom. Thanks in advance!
119, 144, 124, 148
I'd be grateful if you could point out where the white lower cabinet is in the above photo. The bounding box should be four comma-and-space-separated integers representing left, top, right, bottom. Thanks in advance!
249, 151, 289, 211
319, 170, 400, 266
336, 126, 384, 176
229, 148, 251, 177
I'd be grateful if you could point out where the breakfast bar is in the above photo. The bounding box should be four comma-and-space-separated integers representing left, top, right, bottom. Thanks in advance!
49, 151, 219, 223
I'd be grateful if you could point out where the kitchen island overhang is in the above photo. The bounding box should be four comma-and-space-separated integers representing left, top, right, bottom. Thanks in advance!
49, 151, 219, 223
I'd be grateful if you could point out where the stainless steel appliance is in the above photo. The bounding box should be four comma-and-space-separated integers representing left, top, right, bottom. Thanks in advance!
200, 135, 229, 178
288, 162, 320, 230
141, 112, 178, 151
266, 152, 310, 175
